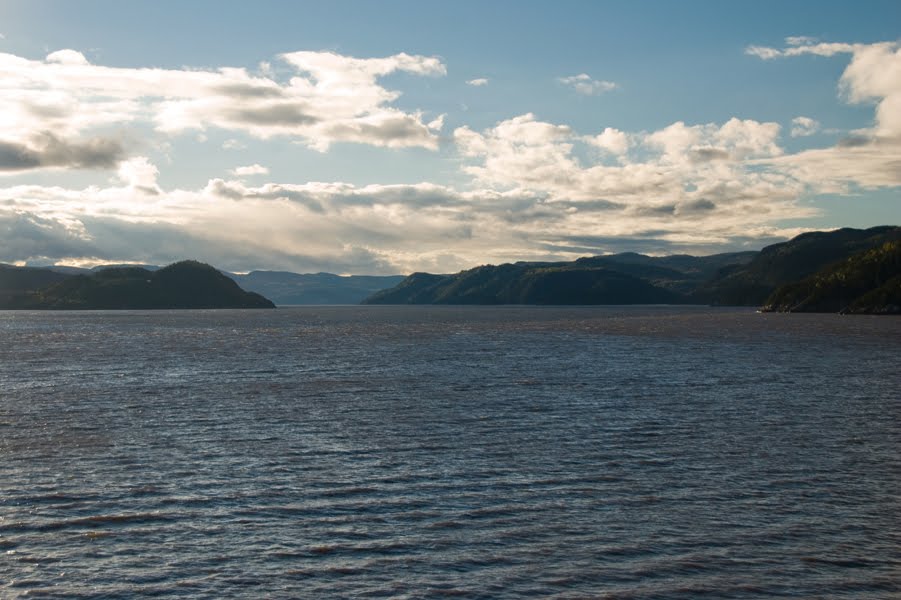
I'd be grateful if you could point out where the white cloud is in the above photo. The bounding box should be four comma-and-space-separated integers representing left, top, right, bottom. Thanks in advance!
839, 42, 901, 135
0, 157, 814, 274
785, 36, 818, 47
791, 116, 820, 137
748, 39, 901, 136
454, 114, 795, 224
2, 38, 900, 274
765, 141, 901, 192
230, 164, 269, 177
222, 138, 246, 150
454, 113, 577, 190
467, 78, 489, 86
586, 128, 630, 155
745, 40, 857, 60
427, 114, 445, 131
744, 46, 782, 60
644, 118, 782, 165
558, 73, 618, 95
45, 49, 90, 65
0, 47, 448, 172
747, 39, 901, 190
117, 156, 160, 193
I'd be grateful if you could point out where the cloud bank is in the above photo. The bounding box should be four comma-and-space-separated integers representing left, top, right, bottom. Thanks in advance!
0, 48, 447, 175
0, 39, 899, 273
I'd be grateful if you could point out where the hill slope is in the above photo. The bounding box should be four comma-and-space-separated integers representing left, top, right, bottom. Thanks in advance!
365, 227, 900, 307
3, 261, 274, 309
696, 226, 901, 305
761, 240, 901, 314
575, 251, 756, 295
0, 264, 70, 303
364, 263, 684, 305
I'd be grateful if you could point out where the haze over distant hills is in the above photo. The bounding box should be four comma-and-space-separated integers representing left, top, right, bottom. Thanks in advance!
1, 226, 898, 312
228, 271, 405, 305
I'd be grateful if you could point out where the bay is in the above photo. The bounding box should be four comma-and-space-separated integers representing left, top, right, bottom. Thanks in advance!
1, 306, 899, 598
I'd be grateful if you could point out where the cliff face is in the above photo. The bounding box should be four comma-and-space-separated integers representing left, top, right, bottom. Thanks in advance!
2, 261, 275, 309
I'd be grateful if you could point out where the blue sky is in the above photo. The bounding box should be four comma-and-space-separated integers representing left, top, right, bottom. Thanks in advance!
0, 1, 899, 273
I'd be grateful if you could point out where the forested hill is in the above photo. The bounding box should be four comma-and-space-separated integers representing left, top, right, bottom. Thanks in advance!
364, 264, 686, 305
363, 251, 756, 305
3, 226, 899, 311
696, 226, 901, 306
0, 264, 70, 304
365, 226, 901, 309
761, 240, 901, 314
1, 261, 274, 309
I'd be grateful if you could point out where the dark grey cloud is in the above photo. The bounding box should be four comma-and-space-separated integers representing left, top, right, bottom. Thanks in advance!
224, 103, 318, 126
554, 199, 622, 212
205, 179, 244, 200
836, 135, 871, 148
690, 147, 731, 162
214, 83, 286, 99
206, 179, 324, 212
324, 115, 432, 146
252, 189, 324, 212
208, 179, 476, 213
25, 102, 73, 120
0, 133, 125, 172
0, 141, 41, 170
496, 208, 561, 225
0, 212, 100, 261
635, 204, 677, 216
679, 198, 717, 213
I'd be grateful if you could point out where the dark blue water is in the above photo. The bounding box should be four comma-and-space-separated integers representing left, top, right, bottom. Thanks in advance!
1, 306, 899, 598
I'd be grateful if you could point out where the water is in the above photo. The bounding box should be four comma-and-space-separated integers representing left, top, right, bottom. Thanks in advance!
1, 306, 899, 598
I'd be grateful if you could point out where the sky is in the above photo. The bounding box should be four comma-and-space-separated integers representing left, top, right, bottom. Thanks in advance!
0, 1, 899, 274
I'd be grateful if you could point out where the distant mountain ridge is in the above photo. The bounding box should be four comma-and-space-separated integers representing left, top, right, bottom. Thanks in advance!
364, 263, 688, 305
228, 271, 405, 305
363, 250, 761, 305
2, 226, 899, 311
365, 226, 901, 310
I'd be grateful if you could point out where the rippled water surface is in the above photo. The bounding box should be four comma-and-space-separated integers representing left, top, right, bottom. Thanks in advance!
1, 306, 899, 598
